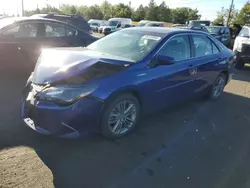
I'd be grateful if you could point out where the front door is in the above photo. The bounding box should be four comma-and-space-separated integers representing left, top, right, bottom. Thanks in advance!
141, 34, 199, 113
0, 22, 42, 75
0, 34, 20, 74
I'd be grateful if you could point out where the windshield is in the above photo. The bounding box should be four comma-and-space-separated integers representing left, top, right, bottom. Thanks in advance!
207, 27, 222, 34
90, 23, 99, 26
138, 22, 148, 27
87, 30, 163, 62
108, 21, 118, 26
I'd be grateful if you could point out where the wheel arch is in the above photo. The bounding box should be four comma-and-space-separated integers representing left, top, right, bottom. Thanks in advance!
220, 70, 229, 83
105, 86, 143, 108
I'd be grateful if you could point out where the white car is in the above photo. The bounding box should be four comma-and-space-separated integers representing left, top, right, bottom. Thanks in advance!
233, 26, 250, 69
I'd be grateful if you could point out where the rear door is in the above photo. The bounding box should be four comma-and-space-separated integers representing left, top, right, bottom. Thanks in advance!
39, 21, 87, 48
190, 34, 224, 91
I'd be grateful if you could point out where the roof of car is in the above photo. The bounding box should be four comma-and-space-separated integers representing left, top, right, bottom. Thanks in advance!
127, 27, 207, 35
9, 16, 67, 23
209, 25, 226, 28
0, 16, 78, 29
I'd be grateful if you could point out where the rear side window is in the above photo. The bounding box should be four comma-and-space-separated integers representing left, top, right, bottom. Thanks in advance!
211, 42, 220, 54
193, 35, 221, 57
159, 35, 191, 61
51, 16, 91, 31
44, 23, 77, 37
192, 35, 212, 57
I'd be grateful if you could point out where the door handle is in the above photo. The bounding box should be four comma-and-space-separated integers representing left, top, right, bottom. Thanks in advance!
217, 57, 223, 61
188, 65, 197, 75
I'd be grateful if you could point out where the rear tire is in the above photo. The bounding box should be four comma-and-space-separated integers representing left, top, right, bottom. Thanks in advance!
208, 73, 227, 100
101, 94, 140, 139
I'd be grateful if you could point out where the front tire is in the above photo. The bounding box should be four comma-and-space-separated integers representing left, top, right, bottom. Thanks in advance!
101, 94, 140, 139
208, 73, 227, 100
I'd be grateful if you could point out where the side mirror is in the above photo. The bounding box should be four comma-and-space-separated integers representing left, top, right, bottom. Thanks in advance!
117, 23, 121, 28
156, 55, 175, 66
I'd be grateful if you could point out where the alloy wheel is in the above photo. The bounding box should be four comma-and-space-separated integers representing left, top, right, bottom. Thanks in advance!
108, 100, 137, 135
212, 75, 226, 98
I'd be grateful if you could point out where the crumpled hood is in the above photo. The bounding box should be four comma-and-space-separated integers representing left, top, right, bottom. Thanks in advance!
32, 47, 131, 85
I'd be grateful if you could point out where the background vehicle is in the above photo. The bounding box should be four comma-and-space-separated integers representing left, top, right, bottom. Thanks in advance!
172, 24, 187, 27
31, 14, 93, 34
145, 22, 164, 27
0, 17, 97, 75
137, 20, 152, 27
187, 20, 211, 27
88, 19, 108, 32
207, 26, 231, 47
175, 25, 209, 33
102, 18, 132, 35
233, 26, 250, 69
22, 28, 234, 139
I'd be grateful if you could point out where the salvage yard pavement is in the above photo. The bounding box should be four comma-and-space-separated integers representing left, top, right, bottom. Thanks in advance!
1, 69, 250, 188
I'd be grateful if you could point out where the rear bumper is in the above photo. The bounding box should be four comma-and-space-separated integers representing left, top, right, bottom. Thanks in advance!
21, 97, 104, 138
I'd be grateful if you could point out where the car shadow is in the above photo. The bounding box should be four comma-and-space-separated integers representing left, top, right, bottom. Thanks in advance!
1, 74, 250, 188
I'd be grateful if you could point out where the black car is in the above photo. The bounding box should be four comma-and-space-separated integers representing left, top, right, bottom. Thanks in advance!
31, 14, 93, 34
207, 26, 231, 47
0, 17, 97, 75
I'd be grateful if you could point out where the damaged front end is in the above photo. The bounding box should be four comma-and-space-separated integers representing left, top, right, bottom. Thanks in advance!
21, 47, 131, 137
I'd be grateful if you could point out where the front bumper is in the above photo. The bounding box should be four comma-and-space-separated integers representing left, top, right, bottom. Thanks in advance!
103, 30, 112, 35
235, 51, 250, 63
21, 96, 104, 138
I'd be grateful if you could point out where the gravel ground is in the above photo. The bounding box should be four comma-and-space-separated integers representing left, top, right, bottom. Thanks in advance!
1, 69, 250, 188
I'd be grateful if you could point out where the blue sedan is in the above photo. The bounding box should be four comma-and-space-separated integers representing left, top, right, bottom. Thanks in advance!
21, 27, 235, 139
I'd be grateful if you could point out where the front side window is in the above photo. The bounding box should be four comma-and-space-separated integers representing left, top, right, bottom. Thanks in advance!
2, 23, 38, 37
87, 30, 163, 62
45, 23, 76, 37
158, 35, 191, 61
192, 35, 213, 57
